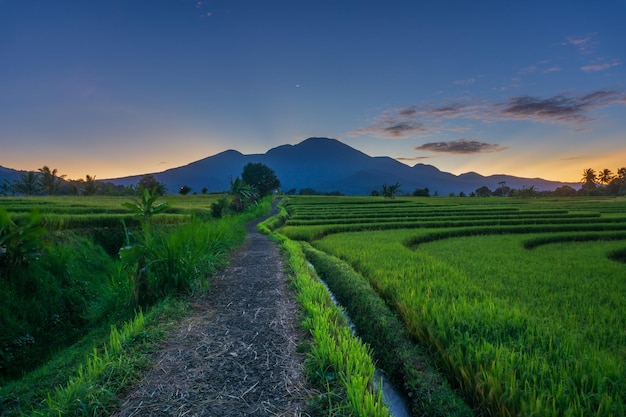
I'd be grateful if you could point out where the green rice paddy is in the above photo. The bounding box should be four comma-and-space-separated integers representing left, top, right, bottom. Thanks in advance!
278, 196, 626, 417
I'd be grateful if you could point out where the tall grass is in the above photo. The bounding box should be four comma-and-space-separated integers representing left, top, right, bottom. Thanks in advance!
1, 195, 266, 415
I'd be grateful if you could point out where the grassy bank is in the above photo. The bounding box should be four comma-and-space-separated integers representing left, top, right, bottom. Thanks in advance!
1, 196, 272, 416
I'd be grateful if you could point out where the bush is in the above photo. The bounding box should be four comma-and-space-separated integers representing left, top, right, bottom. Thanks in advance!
0, 234, 124, 384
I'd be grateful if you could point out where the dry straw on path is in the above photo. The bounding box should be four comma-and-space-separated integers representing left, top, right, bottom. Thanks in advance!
113, 218, 311, 417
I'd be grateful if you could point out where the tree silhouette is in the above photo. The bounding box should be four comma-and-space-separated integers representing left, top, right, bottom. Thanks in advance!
14, 171, 42, 196
581, 168, 597, 188
138, 174, 166, 196
598, 168, 614, 185
83, 175, 98, 196
241, 163, 280, 197
381, 183, 401, 198
38, 166, 66, 195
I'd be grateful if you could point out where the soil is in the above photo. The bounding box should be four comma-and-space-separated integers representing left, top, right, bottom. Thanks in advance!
112, 210, 312, 416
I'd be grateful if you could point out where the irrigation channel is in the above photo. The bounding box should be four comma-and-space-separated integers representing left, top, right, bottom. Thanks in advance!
307, 262, 412, 417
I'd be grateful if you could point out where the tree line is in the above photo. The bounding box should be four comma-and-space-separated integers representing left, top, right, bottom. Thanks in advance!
1, 166, 137, 197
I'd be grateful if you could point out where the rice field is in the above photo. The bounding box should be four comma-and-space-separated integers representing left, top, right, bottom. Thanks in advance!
278, 196, 626, 417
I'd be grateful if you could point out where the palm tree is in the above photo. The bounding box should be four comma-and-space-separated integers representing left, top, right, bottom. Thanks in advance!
617, 167, 626, 180
381, 182, 401, 198
13, 171, 42, 196
83, 175, 98, 196
598, 168, 614, 185
0, 180, 13, 196
581, 168, 597, 188
38, 166, 66, 195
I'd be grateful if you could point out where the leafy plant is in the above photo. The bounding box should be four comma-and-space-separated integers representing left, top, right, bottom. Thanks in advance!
229, 177, 259, 212
0, 208, 46, 275
122, 186, 170, 224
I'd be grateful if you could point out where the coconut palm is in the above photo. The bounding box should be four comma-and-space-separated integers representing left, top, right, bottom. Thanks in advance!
0, 180, 13, 196
38, 166, 66, 195
83, 174, 98, 196
13, 171, 42, 196
581, 168, 597, 188
598, 168, 614, 185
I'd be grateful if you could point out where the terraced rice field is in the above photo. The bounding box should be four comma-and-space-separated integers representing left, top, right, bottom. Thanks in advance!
279, 196, 626, 417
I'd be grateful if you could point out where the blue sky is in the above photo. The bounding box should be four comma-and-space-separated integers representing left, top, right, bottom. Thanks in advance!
1, 0, 625, 183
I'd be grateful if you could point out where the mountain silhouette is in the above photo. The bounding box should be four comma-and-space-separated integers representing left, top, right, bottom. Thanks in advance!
104, 137, 578, 195
1, 137, 579, 195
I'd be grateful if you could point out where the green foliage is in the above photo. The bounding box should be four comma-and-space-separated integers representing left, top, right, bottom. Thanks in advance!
210, 196, 229, 218
1, 298, 189, 417
0, 208, 46, 274
381, 182, 401, 198
241, 162, 281, 197
13, 171, 42, 196
0, 232, 123, 384
281, 195, 626, 417
302, 243, 473, 417
229, 177, 259, 212
1, 195, 264, 415
412, 187, 430, 197
119, 210, 247, 306
38, 166, 66, 196
137, 174, 166, 196
262, 228, 390, 417
121, 186, 170, 224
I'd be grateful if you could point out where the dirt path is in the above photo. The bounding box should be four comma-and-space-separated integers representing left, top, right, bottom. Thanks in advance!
113, 213, 311, 416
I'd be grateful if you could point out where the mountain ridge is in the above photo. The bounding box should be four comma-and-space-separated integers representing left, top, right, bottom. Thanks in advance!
1, 137, 579, 195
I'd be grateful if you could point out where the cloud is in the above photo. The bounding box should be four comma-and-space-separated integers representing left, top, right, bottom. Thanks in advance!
453, 78, 475, 85
414, 139, 506, 154
499, 95, 589, 123
499, 90, 625, 124
350, 117, 429, 139
562, 33, 597, 54
396, 156, 431, 162
581, 61, 620, 72
350, 89, 626, 139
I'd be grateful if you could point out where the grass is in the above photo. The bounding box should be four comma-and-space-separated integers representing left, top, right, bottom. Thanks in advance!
0, 195, 272, 416
259, 211, 391, 417
1, 297, 189, 417
279, 195, 626, 417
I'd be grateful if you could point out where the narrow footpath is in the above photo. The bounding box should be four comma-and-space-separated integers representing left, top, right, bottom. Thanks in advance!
113, 215, 311, 416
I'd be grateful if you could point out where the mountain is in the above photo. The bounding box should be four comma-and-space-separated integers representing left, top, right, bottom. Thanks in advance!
0, 166, 23, 185
102, 137, 579, 195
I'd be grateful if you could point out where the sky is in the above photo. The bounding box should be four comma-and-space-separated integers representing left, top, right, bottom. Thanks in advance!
1, 0, 625, 183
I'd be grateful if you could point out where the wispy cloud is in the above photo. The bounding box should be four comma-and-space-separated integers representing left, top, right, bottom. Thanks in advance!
453, 78, 475, 85
414, 139, 506, 154
562, 33, 597, 54
396, 156, 431, 162
581, 60, 620, 72
350, 89, 626, 139
500, 90, 625, 124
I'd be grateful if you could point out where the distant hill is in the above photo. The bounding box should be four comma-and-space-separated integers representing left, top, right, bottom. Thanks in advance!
0, 166, 23, 185
101, 137, 579, 195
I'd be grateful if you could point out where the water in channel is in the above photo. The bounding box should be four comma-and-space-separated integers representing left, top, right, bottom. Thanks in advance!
307, 263, 412, 417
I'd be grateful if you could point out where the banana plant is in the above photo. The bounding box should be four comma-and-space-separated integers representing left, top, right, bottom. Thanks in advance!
122, 186, 169, 224
0, 208, 46, 274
